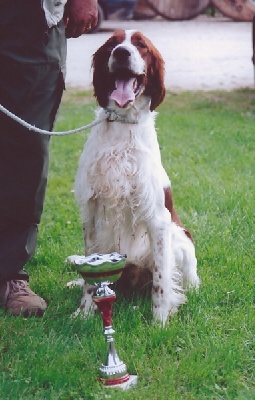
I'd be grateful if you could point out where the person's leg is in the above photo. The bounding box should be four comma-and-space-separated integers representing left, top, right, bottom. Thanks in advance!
0, 62, 64, 276
0, 0, 66, 314
0, 62, 64, 315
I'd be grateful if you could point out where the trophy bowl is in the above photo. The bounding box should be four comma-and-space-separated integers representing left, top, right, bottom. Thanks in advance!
73, 252, 127, 285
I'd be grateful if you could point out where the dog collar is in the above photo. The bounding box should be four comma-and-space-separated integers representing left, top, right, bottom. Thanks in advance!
105, 109, 139, 124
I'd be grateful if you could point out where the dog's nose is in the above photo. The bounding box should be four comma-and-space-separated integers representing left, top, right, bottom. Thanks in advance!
113, 46, 131, 62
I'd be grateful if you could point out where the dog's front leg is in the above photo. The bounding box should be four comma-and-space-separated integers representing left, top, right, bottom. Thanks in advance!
150, 213, 186, 326
74, 282, 97, 317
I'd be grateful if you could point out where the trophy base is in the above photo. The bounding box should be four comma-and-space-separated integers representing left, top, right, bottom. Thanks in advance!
103, 375, 138, 390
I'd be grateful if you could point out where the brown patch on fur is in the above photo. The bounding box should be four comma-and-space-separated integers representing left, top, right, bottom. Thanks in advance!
164, 186, 194, 242
152, 285, 160, 293
156, 238, 163, 250
113, 262, 152, 297
152, 285, 163, 295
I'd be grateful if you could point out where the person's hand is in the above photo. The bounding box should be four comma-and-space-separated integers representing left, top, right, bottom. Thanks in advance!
64, 0, 98, 38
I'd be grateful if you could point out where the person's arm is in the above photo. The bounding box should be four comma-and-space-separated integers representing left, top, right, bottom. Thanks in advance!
64, 0, 98, 38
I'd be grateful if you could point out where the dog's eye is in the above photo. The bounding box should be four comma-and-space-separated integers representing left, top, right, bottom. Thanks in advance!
107, 38, 120, 50
136, 41, 147, 49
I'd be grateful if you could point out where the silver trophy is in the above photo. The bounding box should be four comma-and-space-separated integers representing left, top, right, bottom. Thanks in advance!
74, 252, 138, 389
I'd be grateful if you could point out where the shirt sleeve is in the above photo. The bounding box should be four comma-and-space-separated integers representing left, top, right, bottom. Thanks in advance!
42, 0, 68, 28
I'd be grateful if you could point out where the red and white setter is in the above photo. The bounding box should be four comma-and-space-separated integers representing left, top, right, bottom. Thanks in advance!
68, 30, 200, 325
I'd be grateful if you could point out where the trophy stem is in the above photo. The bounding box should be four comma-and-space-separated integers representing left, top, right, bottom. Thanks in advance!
93, 287, 130, 386
93, 293, 115, 328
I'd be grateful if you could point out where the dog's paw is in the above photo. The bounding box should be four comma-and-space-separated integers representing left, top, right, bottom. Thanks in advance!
153, 306, 170, 327
70, 301, 97, 319
183, 273, 200, 291
70, 307, 83, 318
66, 278, 85, 288
65, 255, 86, 265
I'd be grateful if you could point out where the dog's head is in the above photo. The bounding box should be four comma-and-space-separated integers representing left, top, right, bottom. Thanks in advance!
92, 30, 166, 112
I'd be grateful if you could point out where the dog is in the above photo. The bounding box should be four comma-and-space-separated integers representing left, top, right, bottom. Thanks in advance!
68, 30, 200, 325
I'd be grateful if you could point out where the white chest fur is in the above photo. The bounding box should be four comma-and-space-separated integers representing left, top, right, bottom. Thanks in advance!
74, 110, 170, 262
75, 111, 170, 225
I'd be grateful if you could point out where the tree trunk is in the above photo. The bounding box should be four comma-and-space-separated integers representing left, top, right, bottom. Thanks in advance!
212, 0, 255, 21
134, 0, 209, 20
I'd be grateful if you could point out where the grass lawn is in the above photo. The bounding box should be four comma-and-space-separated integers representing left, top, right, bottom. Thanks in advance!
0, 89, 254, 400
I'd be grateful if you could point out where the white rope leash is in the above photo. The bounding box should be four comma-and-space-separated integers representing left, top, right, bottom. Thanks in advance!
0, 103, 106, 136
0, 103, 139, 136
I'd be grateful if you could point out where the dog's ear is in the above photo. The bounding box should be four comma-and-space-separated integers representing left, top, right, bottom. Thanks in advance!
92, 31, 124, 108
144, 43, 166, 111
92, 44, 111, 108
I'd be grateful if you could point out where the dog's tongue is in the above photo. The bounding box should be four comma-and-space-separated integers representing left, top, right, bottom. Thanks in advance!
110, 78, 136, 108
